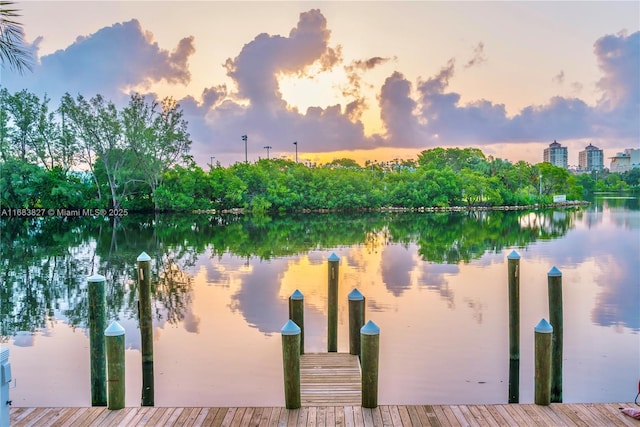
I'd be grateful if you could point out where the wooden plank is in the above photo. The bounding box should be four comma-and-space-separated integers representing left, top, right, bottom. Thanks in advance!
9, 404, 638, 426
335, 406, 345, 427
490, 405, 519, 427
477, 405, 509, 427
379, 406, 394, 427
405, 406, 422, 426
609, 403, 640, 427
431, 405, 453, 427
300, 353, 362, 406
422, 405, 442, 427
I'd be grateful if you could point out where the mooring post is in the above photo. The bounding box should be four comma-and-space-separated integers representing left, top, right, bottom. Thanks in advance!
88, 273, 107, 406
281, 319, 301, 409
361, 320, 380, 408
348, 288, 365, 357
548, 266, 563, 403
289, 290, 304, 354
105, 321, 125, 410
507, 250, 520, 360
534, 318, 553, 406
137, 251, 154, 406
327, 253, 340, 352
507, 250, 520, 403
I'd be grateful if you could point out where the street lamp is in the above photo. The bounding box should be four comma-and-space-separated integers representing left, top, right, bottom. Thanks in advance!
241, 134, 248, 163
210, 156, 215, 169
293, 141, 298, 163
264, 145, 272, 159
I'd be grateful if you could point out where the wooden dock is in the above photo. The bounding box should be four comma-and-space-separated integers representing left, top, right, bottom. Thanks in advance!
300, 352, 361, 406
10, 403, 639, 426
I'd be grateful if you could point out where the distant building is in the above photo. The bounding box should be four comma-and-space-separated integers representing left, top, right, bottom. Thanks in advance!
579, 143, 604, 172
543, 140, 568, 168
609, 148, 640, 173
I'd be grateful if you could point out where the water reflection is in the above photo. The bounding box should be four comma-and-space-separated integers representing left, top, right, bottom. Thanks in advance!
3, 199, 639, 406
2, 203, 637, 340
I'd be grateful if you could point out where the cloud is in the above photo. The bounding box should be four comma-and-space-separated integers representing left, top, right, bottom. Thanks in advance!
2, 19, 195, 102
553, 70, 565, 84
223, 9, 338, 109
464, 42, 487, 69
3, 10, 638, 165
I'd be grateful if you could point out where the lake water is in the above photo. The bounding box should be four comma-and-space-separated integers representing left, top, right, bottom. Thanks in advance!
3, 196, 639, 407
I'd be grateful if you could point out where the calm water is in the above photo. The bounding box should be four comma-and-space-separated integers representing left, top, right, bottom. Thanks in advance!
2, 196, 639, 407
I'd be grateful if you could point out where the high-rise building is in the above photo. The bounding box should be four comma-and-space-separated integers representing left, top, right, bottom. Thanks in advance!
579, 143, 604, 172
543, 140, 568, 168
609, 148, 640, 173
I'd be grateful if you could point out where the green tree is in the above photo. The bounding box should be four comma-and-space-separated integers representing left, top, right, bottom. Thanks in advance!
122, 93, 192, 211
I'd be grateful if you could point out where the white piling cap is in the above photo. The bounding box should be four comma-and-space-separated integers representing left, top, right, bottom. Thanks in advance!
290, 289, 304, 300
348, 288, 364, 301
137, 251, 151, 262
507, 250, 520, 260
361, 320, 380, 335
328, 253, 340, 262
281, 319, 301, 335
87, 273, 106, 283
534, 318, 553, 333
104, 321, 125, 336
548, 266, 562, 277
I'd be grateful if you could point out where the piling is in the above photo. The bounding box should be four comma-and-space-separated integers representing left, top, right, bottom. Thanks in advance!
137, 251, 154, 406
534, 318, 553, 406
105, 321, 125, 410
507, 250, 520, 403
507, 250, 520, 361
348, 289, 365, 357
327, 253, 340, 352
281, 319, 301, 409
361, 320, 380, 408
289, 290, 304, 354
548, 266, 563, 403
88, 273, 107, 406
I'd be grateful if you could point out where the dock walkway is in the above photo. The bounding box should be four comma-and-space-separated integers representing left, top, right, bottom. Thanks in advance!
300, 352, 361, 406
10, 403, 639, 426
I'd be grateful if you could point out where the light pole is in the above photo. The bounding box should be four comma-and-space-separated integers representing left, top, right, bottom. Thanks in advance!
241, 134, 248, 163
210, 156, 215, 169
293, 141, 298, 163
264, 145, 272, 159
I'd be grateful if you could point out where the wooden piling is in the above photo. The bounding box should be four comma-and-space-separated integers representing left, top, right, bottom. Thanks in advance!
508, 358, 520, 404
507, 250, 520, 361
548, 266, 563, 403
105, 321, 125, 410
137, 251, 154, 407
289, 290, 304, 354
348, 289, 365, 357
327, 253, 340, 352
281, 320, 301, 409
361, 320, 380, 408
534, 318, 553, 406
88, 273, 107, 407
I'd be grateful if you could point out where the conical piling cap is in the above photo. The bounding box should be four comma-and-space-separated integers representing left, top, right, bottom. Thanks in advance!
328, 253, 340, 262
548, 266, 562, 277
507, 250, 520, 260
534, 318, 553, 333
281, 319, 301, 335
87, 273, 106, 283
137, 251, 151, 262
104, 321, 125, 336
348, 288, 364, 301
290, 289, 304, 300
360, 320, 380, 335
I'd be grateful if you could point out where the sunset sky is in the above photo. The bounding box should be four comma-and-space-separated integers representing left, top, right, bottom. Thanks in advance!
3, 1, 639, 167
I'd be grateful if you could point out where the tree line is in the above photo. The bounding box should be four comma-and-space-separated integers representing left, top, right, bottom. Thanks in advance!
1, 89, 638, 213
